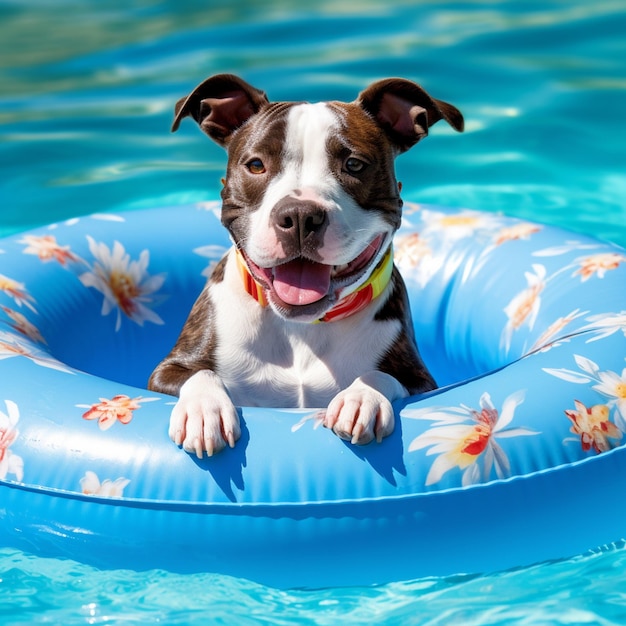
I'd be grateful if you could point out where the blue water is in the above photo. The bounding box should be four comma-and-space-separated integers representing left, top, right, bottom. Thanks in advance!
1, 0, 626, 623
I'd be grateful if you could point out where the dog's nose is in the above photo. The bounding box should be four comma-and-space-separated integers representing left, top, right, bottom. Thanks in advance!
273, 201, 328, 247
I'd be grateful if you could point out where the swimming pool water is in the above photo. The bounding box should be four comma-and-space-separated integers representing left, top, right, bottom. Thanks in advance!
1, 0, 626, 623
3, 543, 626, 625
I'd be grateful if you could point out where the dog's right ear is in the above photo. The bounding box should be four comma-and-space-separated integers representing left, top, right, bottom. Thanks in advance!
171, 74, 269, 146
358, 78, 464, 153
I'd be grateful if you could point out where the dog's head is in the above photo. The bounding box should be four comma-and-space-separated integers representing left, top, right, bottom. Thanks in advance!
172, 73, 464, 321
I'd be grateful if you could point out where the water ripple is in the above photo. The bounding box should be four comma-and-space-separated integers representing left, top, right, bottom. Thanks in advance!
4, 545, 626, 624
2, 0, 626, 621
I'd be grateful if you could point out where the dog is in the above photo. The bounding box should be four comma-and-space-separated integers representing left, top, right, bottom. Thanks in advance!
148, 73, 464, 457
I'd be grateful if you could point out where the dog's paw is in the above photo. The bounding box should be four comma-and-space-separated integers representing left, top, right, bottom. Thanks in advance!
169, 370, 241, 458
323, 376, 396, 445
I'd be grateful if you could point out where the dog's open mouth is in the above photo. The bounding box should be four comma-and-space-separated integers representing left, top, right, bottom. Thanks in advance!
243, 235, 385, 307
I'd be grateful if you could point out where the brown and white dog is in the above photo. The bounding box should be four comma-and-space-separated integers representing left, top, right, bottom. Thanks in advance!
148, 73, 464, 457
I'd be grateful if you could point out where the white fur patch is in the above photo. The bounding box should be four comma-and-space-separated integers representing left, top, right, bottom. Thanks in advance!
245, 103, 392, 269
210, 253, 402, 408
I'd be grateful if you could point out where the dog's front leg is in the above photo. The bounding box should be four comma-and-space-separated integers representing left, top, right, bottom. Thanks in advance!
169, 370, 241, 458
323, 372, 407, 445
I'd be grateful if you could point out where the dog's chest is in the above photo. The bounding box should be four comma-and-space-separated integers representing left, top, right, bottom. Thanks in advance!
210, 266, 401, 408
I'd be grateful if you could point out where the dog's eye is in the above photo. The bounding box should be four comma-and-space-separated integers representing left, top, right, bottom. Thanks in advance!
246, 159, 266, 175
344, 157, 367, 174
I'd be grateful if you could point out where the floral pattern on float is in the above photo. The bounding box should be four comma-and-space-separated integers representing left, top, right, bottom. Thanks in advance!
0, 201, 625, 499
78, 237, 166, 331
545, 354, 626, 449
404, 391, 538, 487
78, 394, 160, 431
0, 400, 22, 482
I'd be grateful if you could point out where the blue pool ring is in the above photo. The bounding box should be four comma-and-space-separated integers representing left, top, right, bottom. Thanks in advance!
1, 201, 626, 588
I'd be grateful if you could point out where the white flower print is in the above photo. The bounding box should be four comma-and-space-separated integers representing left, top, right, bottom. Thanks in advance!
501, 264, 546, 353
80, 470, 130, 497
79, 237, 166, 331
0, 399, 24, 482
405, 391, 537, 486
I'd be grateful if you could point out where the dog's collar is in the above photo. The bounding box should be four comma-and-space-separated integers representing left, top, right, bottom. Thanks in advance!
235, 246, 394, 323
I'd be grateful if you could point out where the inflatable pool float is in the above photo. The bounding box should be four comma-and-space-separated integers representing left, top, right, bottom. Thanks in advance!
1, 201, 625, 588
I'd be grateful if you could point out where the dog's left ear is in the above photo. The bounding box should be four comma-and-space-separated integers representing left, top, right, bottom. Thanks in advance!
171, 73, 269, 146
358, 78, 464, 152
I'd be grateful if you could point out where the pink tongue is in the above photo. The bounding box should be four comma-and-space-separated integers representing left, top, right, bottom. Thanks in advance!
272, 259, 332, 306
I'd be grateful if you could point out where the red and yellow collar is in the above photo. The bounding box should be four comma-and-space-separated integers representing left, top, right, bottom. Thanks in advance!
235, 246, 394, 323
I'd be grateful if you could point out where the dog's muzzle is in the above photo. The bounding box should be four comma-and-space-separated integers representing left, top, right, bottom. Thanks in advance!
236, 244, 394, 323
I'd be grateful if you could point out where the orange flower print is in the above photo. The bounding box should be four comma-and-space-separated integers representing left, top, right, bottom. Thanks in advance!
501, 264, 546, 352
0, 274, 36, 312
0, 330, 73, 372
19, 234, 79, 266
493, 223, 540, 246
1, 306, 46, 344
0, 336, 29, 359
573, 252, 626, 282
80, 394, 158, 430
394, 232, 431, 269
565, 399, 622, 453
529, 308, 587, 353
